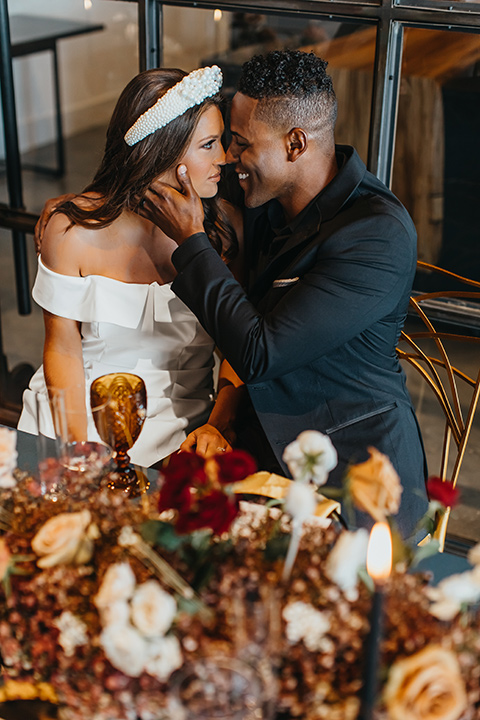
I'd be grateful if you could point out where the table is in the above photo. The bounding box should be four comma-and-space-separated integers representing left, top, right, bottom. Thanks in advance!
9, 14, 104, 177
1, 425, 476, 720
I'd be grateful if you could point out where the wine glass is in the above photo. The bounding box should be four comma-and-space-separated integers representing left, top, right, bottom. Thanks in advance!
172, 656, 276, 720
90, 373, 148, 495
34, 387, 112, 500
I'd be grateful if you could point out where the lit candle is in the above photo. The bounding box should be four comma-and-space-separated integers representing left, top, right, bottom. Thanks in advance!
358, 521, 392, 720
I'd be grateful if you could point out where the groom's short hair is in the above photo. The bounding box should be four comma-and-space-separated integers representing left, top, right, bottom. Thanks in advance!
238, 49, 337, 140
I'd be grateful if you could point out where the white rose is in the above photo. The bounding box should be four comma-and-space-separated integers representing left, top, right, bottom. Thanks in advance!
283, 431, 337, 486
0, 427, 17, 489
32, 510, 96, 568
100, 623, 148, 677
94, 562, 136, 610
131, 580, 177, 638
426, 570, 480, 620
100, 599, 131, 628
284, 482, 317, 524
324, 529, 369, 600
145, 635, 183, 681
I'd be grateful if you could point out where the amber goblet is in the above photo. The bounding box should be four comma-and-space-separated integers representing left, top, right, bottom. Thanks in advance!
90, 373, 148, 494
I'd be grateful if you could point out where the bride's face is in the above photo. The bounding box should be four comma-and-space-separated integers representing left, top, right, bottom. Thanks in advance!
159, 106, 226, 198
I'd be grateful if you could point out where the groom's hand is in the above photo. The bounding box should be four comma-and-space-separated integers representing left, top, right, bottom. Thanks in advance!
139, 164, 205, 245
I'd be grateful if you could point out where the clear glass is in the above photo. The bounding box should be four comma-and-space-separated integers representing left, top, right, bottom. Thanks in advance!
34, 387, 112, 499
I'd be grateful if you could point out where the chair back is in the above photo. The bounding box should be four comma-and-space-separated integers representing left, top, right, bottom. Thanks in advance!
397, 261, 480, 549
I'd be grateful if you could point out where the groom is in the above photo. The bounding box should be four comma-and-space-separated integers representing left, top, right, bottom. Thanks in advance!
141, 49, 428, 536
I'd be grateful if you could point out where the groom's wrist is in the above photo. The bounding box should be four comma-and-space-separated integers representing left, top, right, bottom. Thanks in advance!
172, 232, 211, 270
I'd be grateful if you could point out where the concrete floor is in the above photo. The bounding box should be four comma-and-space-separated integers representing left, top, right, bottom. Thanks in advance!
1, 127, 479, 548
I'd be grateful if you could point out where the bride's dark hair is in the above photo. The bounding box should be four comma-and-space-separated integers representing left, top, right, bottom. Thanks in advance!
55, 68, 237, 261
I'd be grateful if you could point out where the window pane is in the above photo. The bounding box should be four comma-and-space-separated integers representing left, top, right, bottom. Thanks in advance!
393, 26, 480, 284
166, 9, 374, 165
302, 24, 375, 164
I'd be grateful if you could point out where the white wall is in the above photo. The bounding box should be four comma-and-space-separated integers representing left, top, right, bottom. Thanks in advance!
2, 0, 230, 158
1, 0, 140, 157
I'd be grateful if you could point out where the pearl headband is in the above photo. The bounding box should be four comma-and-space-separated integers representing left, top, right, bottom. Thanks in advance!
124, 65, 223, 146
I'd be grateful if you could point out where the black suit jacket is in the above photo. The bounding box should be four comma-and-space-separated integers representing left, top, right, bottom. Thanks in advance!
172, 145, 428, 535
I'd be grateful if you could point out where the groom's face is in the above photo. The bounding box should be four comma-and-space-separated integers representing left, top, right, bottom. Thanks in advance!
227, 93, 290, 209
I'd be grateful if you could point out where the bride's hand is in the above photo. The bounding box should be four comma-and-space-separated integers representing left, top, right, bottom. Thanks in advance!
180, 423, 232, 457
139, 164, 205, 244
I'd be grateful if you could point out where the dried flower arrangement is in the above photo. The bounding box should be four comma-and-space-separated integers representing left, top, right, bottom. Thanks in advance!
0, 426, 480, 720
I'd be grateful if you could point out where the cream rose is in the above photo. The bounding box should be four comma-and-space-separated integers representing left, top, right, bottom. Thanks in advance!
347, 447, 402, 521
94, 562, 136, 611
384, 645, 467, 720
31, 510, 98, 568
131, 580, 177, 638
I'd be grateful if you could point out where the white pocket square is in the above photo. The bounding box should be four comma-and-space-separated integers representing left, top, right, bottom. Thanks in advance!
272, 277, 299, 288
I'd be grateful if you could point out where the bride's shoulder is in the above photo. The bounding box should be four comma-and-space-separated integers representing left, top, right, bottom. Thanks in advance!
41, 213, 85, 276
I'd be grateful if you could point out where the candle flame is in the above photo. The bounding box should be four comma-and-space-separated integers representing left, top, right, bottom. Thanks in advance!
366, 522, 392, 582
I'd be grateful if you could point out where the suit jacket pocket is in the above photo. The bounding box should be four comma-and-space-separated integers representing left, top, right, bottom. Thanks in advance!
325, 401, 398, 435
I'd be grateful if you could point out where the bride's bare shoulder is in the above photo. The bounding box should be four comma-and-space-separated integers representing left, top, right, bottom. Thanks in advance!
40, 194, 105, 276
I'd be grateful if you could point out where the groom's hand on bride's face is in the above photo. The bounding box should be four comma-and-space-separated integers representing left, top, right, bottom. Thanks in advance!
138, 164, 205, 245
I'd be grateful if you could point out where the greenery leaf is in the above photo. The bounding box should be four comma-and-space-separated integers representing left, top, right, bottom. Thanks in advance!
264, 533, 290, 562
410, 539, 441, 568
317, 486, 344, 499
358, 567, 375, 594
140, 520, 186, 551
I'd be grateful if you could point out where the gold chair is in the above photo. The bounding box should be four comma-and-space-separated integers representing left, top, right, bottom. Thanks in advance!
397, 260, 480, 550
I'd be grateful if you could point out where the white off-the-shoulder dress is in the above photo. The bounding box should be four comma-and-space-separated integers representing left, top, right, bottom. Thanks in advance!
18, 258, 216, 466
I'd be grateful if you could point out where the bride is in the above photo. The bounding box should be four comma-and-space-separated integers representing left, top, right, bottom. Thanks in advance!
18, 65, 244, 466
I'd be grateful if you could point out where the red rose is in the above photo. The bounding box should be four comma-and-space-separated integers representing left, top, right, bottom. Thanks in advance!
158, 477, 193, 514
427, 476, 460, 507
215, 449, 257, 484
175, 490, 239, 535
162, 451, 207, 485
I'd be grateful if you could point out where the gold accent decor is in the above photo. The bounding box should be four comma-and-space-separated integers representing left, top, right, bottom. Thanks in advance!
0, 679, 57, 703
233, 471, 341, 519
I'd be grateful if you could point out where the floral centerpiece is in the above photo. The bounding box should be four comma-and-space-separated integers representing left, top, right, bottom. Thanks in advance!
0, 425, 480, 720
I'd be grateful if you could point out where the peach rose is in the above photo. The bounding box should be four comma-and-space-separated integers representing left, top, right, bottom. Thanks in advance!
0, 537, 11, 581
31, 510, 99, 568
0, 427, 17, 489
347, 447, 402, 522
384, 645, 467, 720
